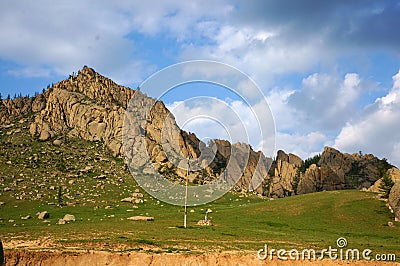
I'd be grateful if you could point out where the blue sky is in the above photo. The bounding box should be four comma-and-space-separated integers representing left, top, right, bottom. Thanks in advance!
1, 0, 400, 166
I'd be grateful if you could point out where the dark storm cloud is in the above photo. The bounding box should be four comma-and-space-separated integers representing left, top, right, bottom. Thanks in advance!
230, 0, 400, 52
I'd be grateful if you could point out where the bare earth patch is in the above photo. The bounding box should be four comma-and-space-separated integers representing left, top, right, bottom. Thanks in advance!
4, 250, 400, 266
3, 239, 399, 266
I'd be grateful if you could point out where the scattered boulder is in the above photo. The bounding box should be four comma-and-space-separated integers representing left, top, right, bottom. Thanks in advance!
127, 216, 154, 221
197, 220, 214, 226
63, 214, 76, 222
53, 139, 63, 146
80, 166, 93, 173
132, 192, 144, 198
21, 215, 31, 220
121, 197, 135, 203
37, 211, 49, 220
121, 197, 143, 204
57, 219, 66, 225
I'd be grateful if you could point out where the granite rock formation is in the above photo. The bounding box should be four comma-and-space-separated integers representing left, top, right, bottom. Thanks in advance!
1, 66, 393, 197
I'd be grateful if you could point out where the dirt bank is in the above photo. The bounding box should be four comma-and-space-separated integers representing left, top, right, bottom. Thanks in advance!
4, 250, 399, 266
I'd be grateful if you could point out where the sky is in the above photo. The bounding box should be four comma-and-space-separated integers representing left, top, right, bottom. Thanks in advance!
0, 0, 400, 166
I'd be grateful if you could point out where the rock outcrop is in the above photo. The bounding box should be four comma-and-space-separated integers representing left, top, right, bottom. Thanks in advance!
388, 167, 400, 183
297, 147, 385, 195
389, 182, 400, 221
28, 66, 269, 193
266, 150, 302, 197
29, 67, 134, 156
3, 66, 394, 198
368, 167, 400, 192
124, 90, 272, 193
318, 147, 382, 189
297, 164, 345, 194
265, 147, 389, 198
0, 93, 47, 124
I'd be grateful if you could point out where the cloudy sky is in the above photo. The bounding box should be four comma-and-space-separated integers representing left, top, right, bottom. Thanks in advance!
1, 0, 400, 166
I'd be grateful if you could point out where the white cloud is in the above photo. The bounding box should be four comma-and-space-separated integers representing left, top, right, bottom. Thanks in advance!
334, 70, 400, 166
166, 97, 275, 156
0, 0, 158, 83
276, 131, 329, 160
265, 88, 295, 131
288, 72, 366, 132
2, 0, 399, 91
179, 25, 326, 86
0, 0, 238, 84
167, 98, 252, 144
7, 67, 51, 78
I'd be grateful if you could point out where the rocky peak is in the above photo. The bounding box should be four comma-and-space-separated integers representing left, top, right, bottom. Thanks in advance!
54, 66, 135, 108
29, 66, 137, 155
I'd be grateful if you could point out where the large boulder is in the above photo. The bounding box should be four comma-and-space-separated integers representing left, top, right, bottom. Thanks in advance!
388, 182, 400, 221
37, 211, 49, 220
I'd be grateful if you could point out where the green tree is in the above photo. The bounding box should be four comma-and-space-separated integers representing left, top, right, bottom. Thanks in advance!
379, 172, 394, 199
299, 154, 321, 173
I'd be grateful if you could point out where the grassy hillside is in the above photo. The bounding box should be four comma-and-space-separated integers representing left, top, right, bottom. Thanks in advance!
0, 115, 399, 258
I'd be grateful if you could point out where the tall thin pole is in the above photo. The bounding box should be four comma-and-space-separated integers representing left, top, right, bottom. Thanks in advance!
184, 155, 190, 228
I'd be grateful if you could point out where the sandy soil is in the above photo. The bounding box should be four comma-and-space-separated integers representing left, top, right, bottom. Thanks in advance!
3, 250, 399, 266
2, 239, 399, 265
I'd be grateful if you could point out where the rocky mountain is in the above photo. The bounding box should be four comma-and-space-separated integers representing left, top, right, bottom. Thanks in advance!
1, 66, 397, 198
